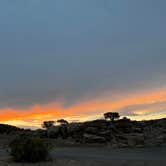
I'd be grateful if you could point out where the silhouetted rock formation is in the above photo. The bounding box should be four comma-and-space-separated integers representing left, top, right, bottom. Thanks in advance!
44, 118, 166, 147
1, 118, 166, 148
0, 124, 22, 134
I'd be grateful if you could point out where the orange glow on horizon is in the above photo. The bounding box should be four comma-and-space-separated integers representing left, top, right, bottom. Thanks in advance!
0, 89, 166, 128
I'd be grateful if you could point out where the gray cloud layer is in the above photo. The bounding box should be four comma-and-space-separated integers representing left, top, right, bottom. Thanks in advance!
0, 0, 166, 108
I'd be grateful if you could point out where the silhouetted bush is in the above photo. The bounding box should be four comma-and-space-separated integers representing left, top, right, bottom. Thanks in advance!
42, 120, 55, 129
104, 112, 120, 121
57, 119, 69, 125
9, 136, 49, 162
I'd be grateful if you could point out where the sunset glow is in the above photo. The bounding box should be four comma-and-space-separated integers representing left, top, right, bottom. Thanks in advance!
0, 1, 166, 129
1, 89, 166, 128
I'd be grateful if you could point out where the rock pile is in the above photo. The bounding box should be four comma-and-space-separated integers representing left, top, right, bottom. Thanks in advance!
1, 118, 166, 148
45, 118, 166, 147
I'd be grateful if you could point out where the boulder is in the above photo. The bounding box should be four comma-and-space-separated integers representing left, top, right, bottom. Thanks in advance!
83, 133, 106, 143
67, 123, 83, 134
117, 143, 129, 148
98, 130, 112, 137
132, 127, 142, 133
126, 134, 145, 147
84, 127, 98, 134
98, 130, 112, 141
84, 119, 109, 130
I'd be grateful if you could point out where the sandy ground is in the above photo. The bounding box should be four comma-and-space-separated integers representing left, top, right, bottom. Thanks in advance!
0, 146, 166, 166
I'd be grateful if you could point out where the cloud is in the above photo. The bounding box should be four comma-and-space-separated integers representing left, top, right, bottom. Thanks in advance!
0, 89, 166, 128
117, 101, 166, 116
0, 1, 166, 126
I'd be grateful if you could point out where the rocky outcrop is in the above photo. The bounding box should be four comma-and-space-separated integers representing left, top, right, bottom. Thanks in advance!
0, 124, 22, 134
83, 133, 106, 143
126, 133, 145, 147
43, 118, 166, 147
3, 118, 166, 148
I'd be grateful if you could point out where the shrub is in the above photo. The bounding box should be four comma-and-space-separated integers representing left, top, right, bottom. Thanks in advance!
9, 136, 49, 162
57, 119, 69, 125
42, 121, 55, 129
104, 112, 120, 121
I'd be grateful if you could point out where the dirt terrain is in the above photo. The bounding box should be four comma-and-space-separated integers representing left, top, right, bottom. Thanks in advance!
0, 146, 166, 166
0, 118, 166, 165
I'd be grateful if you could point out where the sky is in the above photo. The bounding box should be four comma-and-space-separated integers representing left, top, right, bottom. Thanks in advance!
0, 0, 166, 128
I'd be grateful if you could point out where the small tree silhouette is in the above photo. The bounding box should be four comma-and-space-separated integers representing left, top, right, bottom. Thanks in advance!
41, 121, 55, 141
42, 121, 55, 129
57, 119, 69, 126
104, 112, 120, 121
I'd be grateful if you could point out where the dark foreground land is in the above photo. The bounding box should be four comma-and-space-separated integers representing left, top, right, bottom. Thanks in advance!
0, 118, 166, 165
0, 146, 166, 166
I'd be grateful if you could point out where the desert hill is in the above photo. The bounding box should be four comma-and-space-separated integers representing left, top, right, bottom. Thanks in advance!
1, 118, 166, 148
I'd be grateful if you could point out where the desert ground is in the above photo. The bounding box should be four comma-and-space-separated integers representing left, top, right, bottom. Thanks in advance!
0, 118, 166, 165
0, 145, 166, 166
